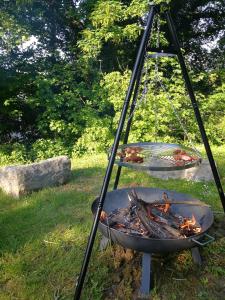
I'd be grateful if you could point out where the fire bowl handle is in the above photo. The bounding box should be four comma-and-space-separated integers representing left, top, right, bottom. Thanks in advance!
191, 233, 215, 246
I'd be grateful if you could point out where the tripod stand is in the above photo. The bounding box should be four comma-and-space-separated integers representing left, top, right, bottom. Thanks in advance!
74, 4, 225, 299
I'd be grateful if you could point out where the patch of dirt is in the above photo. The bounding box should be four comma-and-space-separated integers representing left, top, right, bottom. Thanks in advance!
103, 247, 142, 300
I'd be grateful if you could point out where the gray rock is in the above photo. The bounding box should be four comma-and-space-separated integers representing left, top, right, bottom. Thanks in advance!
148, 159, 215, 182
0, 156, 71, 198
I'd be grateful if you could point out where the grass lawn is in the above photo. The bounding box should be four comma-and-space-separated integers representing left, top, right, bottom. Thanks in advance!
0, 147, 225, 299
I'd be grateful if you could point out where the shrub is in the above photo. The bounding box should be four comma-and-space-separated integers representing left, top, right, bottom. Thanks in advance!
0, 143, 27, 166
72, 120, 113, 156
30, 139, 70, 161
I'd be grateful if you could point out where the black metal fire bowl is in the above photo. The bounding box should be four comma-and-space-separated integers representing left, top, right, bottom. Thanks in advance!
92, 187, 214, 253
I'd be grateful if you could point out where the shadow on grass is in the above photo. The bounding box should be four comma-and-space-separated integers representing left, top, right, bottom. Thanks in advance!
0, 166, 105, 255
1, 163, 224, 255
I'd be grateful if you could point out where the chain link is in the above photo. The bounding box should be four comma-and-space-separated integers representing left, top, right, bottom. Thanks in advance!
152, 15, 161, 141
127, 14, 157, 122
155, 72, 200, 153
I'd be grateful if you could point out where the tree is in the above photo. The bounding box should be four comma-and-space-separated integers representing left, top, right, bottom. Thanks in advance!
0, 0, 224, 157
0, 0, 101, 146
169, 0, 225, 70
78, 0, 225, 70
75, 0, 225, 149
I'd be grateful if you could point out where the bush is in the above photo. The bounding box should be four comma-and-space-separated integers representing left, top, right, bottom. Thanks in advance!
30, 139, 70, 161
0, 139, 71, 167
72, 120, 113, 156
0, 143, 27, 166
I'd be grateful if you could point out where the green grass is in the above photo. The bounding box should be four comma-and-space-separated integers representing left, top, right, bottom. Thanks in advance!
0, 148, 225, 300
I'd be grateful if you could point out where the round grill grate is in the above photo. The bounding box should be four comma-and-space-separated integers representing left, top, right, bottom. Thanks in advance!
114, 142, 202, 171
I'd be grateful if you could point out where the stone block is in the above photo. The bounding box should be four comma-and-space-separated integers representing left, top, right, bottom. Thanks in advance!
0, 156, 71, 198
148, 159, 215, 182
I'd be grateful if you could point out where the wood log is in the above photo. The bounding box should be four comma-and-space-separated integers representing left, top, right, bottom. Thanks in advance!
104, 207, 131, 227
148, 207, 180, 229
161, 223, 183, 238
137, 210, 175, 238
128, 190, 182, 239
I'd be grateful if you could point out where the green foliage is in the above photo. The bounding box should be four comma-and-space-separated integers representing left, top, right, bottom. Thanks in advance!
78, 0, 148, 59
0, 11, 29, 49
100, 58, 217, 145
33, 64, 87, 141
202, 83, 225, 144
73, 119, 113, 156
0, 0, 225, 160
30, 139, 69, 161
0, 140, 70, 166
0, 143, 27, 166
0, 0, 99, 144
100, 70, 130, 124
149, 0, 170, 5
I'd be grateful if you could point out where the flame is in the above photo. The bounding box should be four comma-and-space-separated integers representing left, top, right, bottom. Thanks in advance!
153, 202, 171, 213
180, 215, 196, 229
191, 214, 197, 224
180, 214, 201, 233
163, 202, 171, 213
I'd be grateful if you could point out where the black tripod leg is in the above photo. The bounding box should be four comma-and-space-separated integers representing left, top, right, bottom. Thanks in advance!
165, 10, 225, 212
73, 6, 157, 300
113, 54, 146, 190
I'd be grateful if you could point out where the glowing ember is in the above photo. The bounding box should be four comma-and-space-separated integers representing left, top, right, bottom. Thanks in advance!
114, 223, 126, 229
163, 202, 171, 213
180, 215, 201, 234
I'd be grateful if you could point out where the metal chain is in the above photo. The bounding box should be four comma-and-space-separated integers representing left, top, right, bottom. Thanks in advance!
164, 77, 211, 199
153, 18, 199, 152
155, 72, 200, 153
127, 14, 157, 122
152, 15, 161, 141
155, 74, 210, 202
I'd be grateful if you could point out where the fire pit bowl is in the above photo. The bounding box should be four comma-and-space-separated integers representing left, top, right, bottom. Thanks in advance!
92, 187, 214, 253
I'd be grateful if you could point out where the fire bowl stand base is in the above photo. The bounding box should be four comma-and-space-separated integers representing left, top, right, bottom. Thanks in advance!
139, 253, 154, 297
191, 247, 202, 265
139, 248, 202, 297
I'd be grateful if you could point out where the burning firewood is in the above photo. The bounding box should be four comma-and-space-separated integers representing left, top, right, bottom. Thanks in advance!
99, 189, 202, 239
180, 215, 201, 236
128, 190, 182, 239
131, 190, 202, 237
